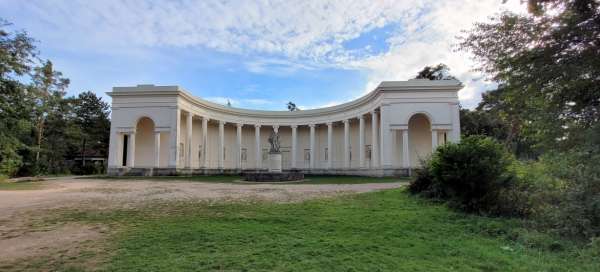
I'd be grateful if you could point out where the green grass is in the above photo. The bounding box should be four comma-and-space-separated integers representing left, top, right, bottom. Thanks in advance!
81, 175, 409, 185
0, 181, 45, 190
53, 189, 598, 271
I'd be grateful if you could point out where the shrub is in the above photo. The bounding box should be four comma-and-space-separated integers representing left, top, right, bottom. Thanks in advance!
410, 136, 517, 215
540, 151, 600, 239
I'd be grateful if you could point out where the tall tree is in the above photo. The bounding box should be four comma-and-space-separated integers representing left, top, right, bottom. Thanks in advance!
0, 19, 37, 79
72, 91, 111, 160
0, 19, 37, 176
458, 0, 600, 150
31, 60, 70, 163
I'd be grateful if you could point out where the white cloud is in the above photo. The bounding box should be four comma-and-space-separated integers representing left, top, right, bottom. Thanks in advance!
2, 0, 528, 108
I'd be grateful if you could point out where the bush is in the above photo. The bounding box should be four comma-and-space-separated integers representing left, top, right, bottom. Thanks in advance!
410, 136, 517, 215
539, 151, 600, 239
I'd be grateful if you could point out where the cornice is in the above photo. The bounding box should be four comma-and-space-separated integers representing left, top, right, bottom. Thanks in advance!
107, 80, 463, 119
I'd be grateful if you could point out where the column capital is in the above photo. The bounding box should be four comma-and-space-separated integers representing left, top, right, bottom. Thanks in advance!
308, 124, 316, 128
236, 123, 244, 128
272, 125, 279, 132
254, 124, 261, 128
290, 125, 298, 129
219, 120, 226, 125
342, 119, 349, 124
370, 109, 378, 115
202, 117, 210, 122
358, 115, 364, 121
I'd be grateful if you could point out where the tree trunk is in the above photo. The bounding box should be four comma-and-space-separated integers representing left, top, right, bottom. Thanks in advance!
35, 117, 44, 162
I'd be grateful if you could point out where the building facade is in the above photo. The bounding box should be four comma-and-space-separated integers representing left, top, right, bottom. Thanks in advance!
107, 79, 463, 176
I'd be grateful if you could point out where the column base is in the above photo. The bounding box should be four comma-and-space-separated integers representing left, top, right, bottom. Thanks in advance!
107, 167, 412, 177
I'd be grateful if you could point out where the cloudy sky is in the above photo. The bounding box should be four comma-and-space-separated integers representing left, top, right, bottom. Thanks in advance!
0, 0, 525, 110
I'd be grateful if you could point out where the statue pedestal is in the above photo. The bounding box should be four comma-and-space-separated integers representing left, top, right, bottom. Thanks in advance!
268, 152, 282, 173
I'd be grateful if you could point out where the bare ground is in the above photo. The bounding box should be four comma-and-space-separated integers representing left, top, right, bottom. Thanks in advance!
0, 177, 404, 268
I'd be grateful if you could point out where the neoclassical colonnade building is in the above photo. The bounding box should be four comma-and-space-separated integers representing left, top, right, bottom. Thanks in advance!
107, 79, 462, 176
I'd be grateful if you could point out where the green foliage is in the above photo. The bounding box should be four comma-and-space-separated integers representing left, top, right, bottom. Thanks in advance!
0, 19, 37, 78
286, 101, 298, 111
537, 126, 600, 238
410, 136, 518, 215
0, 19, 110, 177
414, 63, 456, 80
458, 1, 600, 151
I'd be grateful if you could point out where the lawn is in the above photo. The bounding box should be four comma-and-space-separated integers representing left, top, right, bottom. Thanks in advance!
0, 181, 45, 190
46, 189, 598, 271
83, 174, 409, 184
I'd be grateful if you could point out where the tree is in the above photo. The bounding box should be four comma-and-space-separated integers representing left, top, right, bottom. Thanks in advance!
0, 19, 37, 177
0, 19, 37, 79
31, 60, 70, 163
72, 91, 111, 161
287, 101, 298, 111
415, 63, 456, 80
458, 0, 600, 150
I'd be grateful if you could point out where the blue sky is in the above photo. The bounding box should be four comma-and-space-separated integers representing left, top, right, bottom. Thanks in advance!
0, 0, 524, 110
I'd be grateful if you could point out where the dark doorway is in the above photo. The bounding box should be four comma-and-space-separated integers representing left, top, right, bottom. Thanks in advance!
122, 134, 128, 167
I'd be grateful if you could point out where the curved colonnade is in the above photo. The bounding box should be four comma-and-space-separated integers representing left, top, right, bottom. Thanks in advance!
107, 79, 463, 176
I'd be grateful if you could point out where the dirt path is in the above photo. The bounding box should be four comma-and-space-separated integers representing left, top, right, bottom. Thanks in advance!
0, 177, 404, 268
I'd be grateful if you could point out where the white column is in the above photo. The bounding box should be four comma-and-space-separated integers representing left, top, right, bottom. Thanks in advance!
108, 123, 119, 167
291, 125, 297, 168
358, 115, 365, 168
201, 117, 209, 168
168, 108, 180, 168
255, 124, 261, 169
236, 123, 243, 169
116, 133, 124, 167
154, 131, 161, 168
450, 102, 461, 143
127, 132, 136, 167
218, 121, 225, 169
379, 113, 384, 166
109, 131, 121, 167
343, 119, 350, 168
380, 105, 393, 168
402, 129, 410, 169
327, 122, 332, 169
185, 112, 193, 168
371, 110, 378, 168
431, 129, 438, 152
309, 124, 315, 169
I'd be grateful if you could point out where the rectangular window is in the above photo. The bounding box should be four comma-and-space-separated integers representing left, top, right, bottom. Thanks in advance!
198, 145, 203, 159
324, 148, 328, 161
223, 147, 226, 160
366, 145, 372, 159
